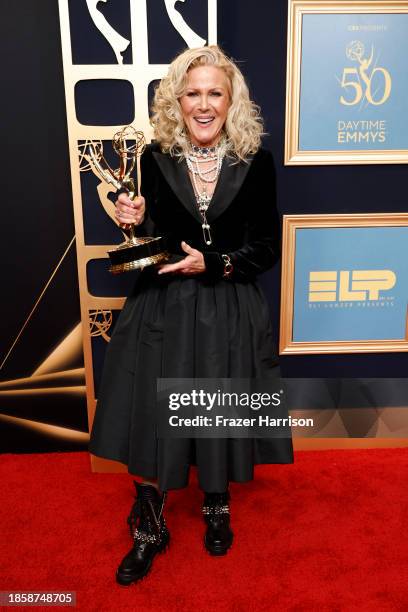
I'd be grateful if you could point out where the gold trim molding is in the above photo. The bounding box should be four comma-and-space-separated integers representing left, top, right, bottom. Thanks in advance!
285, 0, 408, 165
58, 1, 218, 451
279, 213, 408, 354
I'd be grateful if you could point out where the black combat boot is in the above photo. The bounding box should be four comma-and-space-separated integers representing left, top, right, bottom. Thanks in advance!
116, 482, 170, 586
202, 490, 233, 555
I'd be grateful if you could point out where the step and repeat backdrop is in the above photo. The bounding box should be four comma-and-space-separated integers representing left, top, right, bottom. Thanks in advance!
1, 0, 408, 461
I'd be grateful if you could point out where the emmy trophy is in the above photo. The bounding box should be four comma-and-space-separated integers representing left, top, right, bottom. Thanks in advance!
88, 125, 169, 274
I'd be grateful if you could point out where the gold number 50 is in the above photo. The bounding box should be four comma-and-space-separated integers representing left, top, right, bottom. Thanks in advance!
340, 67, 391, 106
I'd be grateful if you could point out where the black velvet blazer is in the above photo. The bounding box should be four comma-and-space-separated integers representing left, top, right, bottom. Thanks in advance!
137, 142, 280, 283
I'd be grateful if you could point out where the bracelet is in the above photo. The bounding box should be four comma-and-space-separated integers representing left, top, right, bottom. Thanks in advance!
221, 254, 233, 278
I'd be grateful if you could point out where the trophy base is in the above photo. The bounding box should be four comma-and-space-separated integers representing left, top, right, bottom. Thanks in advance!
108, 236, 169, 275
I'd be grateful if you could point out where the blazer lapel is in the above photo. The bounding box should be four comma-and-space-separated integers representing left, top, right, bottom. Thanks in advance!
206, 155, 254, 222
152, 151, 202, 223
152, 150, 254, 224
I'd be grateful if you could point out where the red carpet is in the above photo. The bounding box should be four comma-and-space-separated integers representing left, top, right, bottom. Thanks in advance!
1, 449, 407, 611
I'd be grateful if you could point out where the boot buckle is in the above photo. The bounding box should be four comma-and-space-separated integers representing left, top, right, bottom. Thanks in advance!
133, 528, 159, 544
202, 504, 230, 515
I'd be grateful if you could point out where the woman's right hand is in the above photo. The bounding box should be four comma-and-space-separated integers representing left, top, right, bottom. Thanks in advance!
115, 193, 145, 230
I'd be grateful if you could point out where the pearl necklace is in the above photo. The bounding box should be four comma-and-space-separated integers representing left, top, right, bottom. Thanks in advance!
186, 143, 224, 246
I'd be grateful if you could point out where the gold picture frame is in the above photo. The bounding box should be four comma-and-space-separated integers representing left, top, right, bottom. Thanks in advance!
279, 213, 408, 354
285, 0, 408, 165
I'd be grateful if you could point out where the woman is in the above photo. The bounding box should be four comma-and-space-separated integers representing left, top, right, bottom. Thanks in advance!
88, 45, 293, 586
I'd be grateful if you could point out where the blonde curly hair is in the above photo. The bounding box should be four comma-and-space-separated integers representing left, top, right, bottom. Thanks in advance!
150, 45, 264, 161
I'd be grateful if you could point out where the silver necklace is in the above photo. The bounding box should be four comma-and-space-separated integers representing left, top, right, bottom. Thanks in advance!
190, 143, 218, 158
186, 144, 224, 246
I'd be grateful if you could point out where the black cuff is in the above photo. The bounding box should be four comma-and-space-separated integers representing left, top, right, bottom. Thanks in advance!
134, 211, 154, 237
203, 251, 225, 281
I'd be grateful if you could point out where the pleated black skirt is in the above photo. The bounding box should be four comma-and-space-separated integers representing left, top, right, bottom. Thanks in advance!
88, 269, 293, 491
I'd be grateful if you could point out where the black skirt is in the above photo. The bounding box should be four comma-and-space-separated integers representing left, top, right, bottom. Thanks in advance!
88, 269, 293, 491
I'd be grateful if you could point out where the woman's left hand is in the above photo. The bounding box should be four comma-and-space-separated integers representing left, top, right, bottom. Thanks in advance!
157, 241, 206, 276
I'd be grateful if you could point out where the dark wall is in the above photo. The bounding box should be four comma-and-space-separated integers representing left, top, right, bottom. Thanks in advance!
0, 1, 85, 452
1, 0, 407, 452
0, 1, 80, 380
217, 0, 408, 376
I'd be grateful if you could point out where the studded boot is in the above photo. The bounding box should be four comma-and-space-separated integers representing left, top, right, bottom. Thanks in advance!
116, 482, 170, 586
202, 490, 233, 555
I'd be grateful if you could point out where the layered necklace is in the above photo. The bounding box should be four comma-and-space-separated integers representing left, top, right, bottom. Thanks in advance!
185, 141, 225, 246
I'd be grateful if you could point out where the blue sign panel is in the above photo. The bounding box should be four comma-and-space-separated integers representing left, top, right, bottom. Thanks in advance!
299, 13, 408, 151
293, 226, 408, 342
